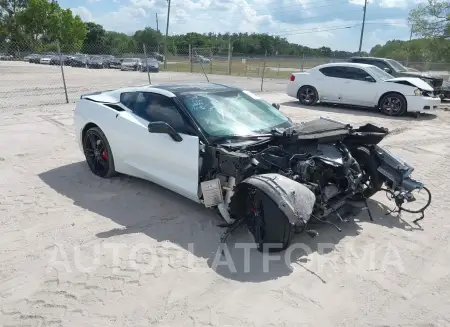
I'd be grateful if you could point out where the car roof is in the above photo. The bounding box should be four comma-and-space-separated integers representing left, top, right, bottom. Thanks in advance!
349, 56, 389, 61
315, 62, 375, 69
154, 82, 240, 95
83, 83, 242, 103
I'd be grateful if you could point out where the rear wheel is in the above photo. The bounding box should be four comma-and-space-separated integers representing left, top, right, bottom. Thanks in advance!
379, 93, 407, 116
83, 127, 116, 178
297, 85, 318, 106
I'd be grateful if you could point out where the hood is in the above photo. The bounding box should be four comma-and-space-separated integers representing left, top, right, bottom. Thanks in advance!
384, 77, 434, 91
400, 71, 440, 80
122, 61, 138, 65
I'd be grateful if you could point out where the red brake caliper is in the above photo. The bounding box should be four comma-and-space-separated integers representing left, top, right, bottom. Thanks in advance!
101, 151, 108, 161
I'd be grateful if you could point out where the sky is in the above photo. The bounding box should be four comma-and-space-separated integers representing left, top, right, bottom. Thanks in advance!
61, 0, 427, 52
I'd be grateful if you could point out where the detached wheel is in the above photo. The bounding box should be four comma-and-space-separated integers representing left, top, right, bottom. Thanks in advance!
83, 127, 116, 178
351, 146, 383, 201
379, 93, 407, 116
297, 85, 318, 106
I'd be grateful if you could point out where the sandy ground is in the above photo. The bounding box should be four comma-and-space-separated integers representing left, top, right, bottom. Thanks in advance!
1, 63, 450, 326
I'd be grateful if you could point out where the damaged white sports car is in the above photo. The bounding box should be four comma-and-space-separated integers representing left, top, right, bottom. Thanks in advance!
74, 83, 431, 252
287, 63, 440, 116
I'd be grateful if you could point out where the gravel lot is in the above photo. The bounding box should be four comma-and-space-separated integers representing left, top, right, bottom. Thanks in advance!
1, 62, 450, 326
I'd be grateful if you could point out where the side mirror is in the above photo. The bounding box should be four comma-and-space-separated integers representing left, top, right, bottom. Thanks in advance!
383, 67, 392, 74
148, 121, 183, 142
364, 76, 375, 82
272, 103, 280, 110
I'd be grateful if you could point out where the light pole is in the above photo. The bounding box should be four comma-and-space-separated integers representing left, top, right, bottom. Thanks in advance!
358, 0, 368, 55
164, 0, 171, 69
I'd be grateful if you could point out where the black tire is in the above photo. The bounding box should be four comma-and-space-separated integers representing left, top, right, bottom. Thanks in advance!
297, 85, 318, 106
379, 92, 407, 116
246, 188, 294, 253
82, 127, 116, 178
351, 146, 383, 201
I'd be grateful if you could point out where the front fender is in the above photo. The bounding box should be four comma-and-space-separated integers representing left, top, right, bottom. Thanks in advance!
239, 173, 316, 226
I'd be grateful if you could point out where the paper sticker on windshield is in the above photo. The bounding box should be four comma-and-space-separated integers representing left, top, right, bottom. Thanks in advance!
243, 90, 261, 100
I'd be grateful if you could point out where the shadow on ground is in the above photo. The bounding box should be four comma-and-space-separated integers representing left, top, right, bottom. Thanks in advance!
281, 100, 438, 121
39, 161, 419, 283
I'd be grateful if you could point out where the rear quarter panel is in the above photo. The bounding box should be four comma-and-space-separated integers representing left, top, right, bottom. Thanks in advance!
74, 99, 124, 166
286, 71, 314, 98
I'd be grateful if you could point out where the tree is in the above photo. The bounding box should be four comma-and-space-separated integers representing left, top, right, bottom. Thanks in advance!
409, 0, 449, 38
82, 22, 107, 54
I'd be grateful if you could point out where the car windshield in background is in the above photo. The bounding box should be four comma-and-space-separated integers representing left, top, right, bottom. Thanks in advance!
386, 59, 408, 72
179, 90, 292, 138
123, 58, 137, 63
366, 66, 394, 81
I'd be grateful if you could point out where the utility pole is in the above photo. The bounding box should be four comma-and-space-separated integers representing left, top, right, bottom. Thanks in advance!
358, 0, 368, 55
164, 0, 171, 69
156, 13, 159, 32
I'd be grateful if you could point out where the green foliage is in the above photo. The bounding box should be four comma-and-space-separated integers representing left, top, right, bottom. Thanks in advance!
369, 38, 450, 62
409, 0, 449, 38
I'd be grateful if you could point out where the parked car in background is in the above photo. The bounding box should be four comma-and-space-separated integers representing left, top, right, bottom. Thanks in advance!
191, 55, 211, 64
39, 55, 53, 65
87, 55, 107, 69
69, 55, 88, 67
149, 52, 164, 62
121, 58, 142, 71
348, 56, 447, 96
141, 58, 159, 72
27, 54, 41, 63
0, 53, 13, 60
50, 55, 74, 66
102, 55, 115, 68
287, 62, 440, 116
109, 57, 123, 69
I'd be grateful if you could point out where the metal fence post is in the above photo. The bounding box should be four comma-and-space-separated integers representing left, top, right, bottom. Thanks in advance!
260, 50, 267, 92
209, 46, 213, 74
142, 44, 151, 84
189, 44, 193, 73
57, 41, 69, 104
227, 39, 232, 75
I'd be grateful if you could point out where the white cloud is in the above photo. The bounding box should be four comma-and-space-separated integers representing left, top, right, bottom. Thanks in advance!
87, 0, 414, 51
71, 6, 93, 22
86, 0, 100, 3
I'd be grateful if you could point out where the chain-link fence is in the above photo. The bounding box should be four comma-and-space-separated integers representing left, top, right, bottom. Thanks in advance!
1, 40, 450, 109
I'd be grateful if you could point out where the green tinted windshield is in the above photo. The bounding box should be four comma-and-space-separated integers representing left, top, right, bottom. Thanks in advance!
179, 90, 291, 137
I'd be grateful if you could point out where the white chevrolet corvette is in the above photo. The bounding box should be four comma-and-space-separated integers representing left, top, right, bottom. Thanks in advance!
286, 62, 440, 116
74, 83, 431, 251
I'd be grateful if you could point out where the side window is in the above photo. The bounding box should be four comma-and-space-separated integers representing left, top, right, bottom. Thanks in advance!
369, 60, 389, 70
319, 66, 346, 78
120, 92, 137, 110
343, 67, 372, 81
132, 92, 190, 134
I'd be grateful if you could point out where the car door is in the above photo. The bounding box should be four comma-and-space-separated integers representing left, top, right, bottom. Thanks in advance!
339, 67, 379, 107
316, 66, 345, 103
115, 91, 200, 202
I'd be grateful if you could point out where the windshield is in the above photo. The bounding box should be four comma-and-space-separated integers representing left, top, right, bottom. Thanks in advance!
123, 58, 136, 62
179, 90, 292, 138
386, 59, 407, 72
366, 65, 394, 81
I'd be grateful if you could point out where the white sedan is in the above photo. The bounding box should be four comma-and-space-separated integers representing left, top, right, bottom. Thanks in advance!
286, 62, 440, 116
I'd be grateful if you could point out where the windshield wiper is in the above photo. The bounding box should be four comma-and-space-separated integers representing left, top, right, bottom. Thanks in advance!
210, 133, 273, 144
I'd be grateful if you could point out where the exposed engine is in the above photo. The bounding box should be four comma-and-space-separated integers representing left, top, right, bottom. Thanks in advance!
201, 117, 431, 252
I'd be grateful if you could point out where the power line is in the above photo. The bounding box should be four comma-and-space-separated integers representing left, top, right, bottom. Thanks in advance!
178, 8, 362, 25
274, 24, 361, 37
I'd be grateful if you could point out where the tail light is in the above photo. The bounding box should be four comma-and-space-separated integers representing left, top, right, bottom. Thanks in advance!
290, 75, 295, 81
